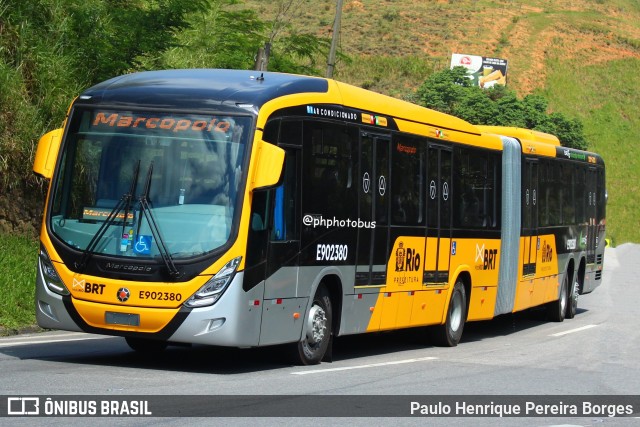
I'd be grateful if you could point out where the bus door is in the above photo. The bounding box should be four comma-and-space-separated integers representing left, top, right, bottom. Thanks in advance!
355, 132, 390, 287
246, 149, 302, 346
522, 158, 539, 278
425, 145, 452, 284
586, 167, 597, 264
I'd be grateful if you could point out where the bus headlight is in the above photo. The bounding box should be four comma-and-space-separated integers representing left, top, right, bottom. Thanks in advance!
39, 247, 69, 296
184, 257, 241, 308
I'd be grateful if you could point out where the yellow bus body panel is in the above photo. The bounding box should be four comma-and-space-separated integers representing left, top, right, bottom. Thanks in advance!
468, 285, 498, 321
51, 254, 214, 311
364, 235, 504, 331
477, 126, 560, 146
450, 238, 501, 321
72, 299, 181, 333
514, 234, 560, 312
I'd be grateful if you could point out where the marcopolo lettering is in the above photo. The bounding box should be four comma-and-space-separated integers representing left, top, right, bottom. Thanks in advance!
104, 262, 153, 273
92, 112, 232, 134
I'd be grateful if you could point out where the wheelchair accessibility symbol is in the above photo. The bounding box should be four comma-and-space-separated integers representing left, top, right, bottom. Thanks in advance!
133, 235, 152, 255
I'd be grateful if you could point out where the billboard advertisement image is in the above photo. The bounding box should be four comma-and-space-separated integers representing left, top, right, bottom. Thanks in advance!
450, 53, 508, 88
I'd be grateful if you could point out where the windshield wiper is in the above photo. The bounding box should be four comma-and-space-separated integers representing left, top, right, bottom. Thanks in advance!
76, 160, 141, 272
138, 161, 182, 279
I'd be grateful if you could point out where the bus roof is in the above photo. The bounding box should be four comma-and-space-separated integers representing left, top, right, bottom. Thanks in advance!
81, 69, 593, 156
476, 125, 561, 146
78, 69, 330, 111
331, 80, 481, 136
77, 69, 483, 136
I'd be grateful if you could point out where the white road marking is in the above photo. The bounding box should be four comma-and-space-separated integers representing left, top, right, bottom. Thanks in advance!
291, 356, 437, 375
550, 324, 598, 337
0, 332, 113, 348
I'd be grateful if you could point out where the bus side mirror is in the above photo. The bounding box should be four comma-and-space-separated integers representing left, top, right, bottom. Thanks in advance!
33, 128, 63, 179
250, 140, 285, 190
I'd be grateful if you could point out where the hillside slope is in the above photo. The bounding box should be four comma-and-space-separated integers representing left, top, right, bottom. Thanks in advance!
245, 0, 640, 244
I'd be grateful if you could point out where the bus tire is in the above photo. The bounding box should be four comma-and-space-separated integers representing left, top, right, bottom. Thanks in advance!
547, 273, 568, 322
125, 337, 168, 353
293, 285, 332, 365
566, 273, 580, 319
429, 280, 466, 347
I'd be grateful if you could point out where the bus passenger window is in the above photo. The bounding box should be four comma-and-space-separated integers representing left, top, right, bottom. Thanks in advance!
301, 121, 356, 219
562, 164, 575, 224
461, 190, 482, 226
250, 191, 270, 232
391, 136, 424, 226
279, 120, 303, 146
454, 147, 498, 229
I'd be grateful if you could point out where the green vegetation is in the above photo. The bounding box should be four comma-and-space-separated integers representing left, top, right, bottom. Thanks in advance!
1, 0, 639, 330
540, 57, 640, 246
0, 0, 335, 331
336, 56, 442, 98
0, 0, 331, 203
0, 234, 38, 333
413, 67, 588, 150
0, 0, 213, 195
160, 3, 331, 75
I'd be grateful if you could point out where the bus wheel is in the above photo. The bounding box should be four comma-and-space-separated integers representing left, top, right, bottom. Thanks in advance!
125, 337, 168, 353
566, 273, 580, 319
429, 280, 466, 347
547, 273, 568, 322
294, 285, 332, 365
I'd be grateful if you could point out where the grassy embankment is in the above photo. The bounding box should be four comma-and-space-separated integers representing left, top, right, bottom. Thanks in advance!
542, 57, 640, 246
0, 234, 38, 334
510, 9, 640, 245
333, 4, 640, 245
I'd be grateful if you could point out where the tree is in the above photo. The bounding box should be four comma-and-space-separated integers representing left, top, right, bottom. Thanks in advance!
67, 0, 210, 82
0, 0, 338, 232
267, 32, 331, 75
162, 0, 332, 75
0, 0, 212, 211
451, 88, 500, 126
414, 66, 473, 114
414, 67, 588, 150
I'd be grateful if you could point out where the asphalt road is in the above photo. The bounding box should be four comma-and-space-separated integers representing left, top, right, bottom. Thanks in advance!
1, 244, 639, 426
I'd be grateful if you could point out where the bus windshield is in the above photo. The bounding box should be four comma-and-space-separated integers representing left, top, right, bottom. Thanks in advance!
49, 108, 250, 259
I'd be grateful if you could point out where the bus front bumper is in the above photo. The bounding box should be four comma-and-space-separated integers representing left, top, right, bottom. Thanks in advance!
36, 269, 265, 348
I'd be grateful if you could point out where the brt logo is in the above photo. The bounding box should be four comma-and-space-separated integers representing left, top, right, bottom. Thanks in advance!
475, 244, 498, 270
395, 241, 421, 272
72, 278, 106, 295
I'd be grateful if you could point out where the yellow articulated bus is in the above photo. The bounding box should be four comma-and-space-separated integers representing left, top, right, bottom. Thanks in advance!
33, 69, 606, 365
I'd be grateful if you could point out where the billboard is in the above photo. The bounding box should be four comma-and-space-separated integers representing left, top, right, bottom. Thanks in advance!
450, 53, 508, 88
